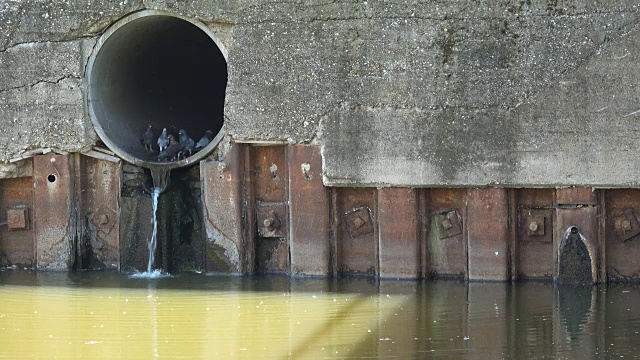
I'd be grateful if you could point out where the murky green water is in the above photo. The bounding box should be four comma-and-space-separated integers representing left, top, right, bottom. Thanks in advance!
0, 272, 639, 359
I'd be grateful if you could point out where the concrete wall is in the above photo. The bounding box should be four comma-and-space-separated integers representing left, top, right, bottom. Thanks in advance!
1, 1, 639, 187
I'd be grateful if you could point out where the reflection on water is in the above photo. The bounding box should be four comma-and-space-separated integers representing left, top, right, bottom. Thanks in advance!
1, 272, 640, 359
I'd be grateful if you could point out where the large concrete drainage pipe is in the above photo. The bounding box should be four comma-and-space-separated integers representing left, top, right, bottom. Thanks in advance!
87, 10, 227, 170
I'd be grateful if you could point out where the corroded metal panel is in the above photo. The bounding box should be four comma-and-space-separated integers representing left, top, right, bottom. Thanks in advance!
0, 177, 34, 267
251, 145, 289, 273
426, 189, 467, 278
201, 144, 244, 273
516, 188, 555, 208
252, 146, 287, 203
256, 238, 289, 273
556, 188, 598, 205
256, 203, 288, 238
467, 188, 510, 281
33, 154, 73, 270
604, 190, 640, 281
79, 155, 120, 270
555, 207, 599, 283
335, 188, 378, 276
515, 189, 555, 279
119, 196, 153, 271
378, 188, 419, 279
288, 145, 330, 276
7, 208, 29, 230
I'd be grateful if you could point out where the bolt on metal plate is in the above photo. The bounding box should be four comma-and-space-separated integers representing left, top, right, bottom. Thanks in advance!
613, 209, 640, 242
345, 206, 374, 239
438, 210, 462, 239
7, 208, 29, 230
257, 203, 288, 238
519, 208, 553, 243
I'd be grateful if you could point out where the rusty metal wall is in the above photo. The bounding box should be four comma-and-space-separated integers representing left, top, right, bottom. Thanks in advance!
201, 145, 245, 273
122, 143, 640, 283
426, 189, 468, 278
604, 190, 640, 281
251, 145, 289, 273
288, 145, 331, 276
378, 188, 420, 279
515, 189, 555, 279
78, 155, 120, 270
467, 188, 510, 281
7, 145, 623, 283
0, 176, 34, 267
333, 187, 379, 276
33, 154, 74, 270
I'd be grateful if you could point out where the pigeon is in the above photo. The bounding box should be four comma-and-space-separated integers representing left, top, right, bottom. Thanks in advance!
158, 135, 180, 162
195, 130, 214, 149
167, 126, 178, 139
178, 129, 196, 159
140, 125, 154, 151
157, 128, 169, 152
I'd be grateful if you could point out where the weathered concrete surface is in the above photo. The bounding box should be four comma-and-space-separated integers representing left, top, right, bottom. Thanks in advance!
1, 1, 639, 188
227, 1, 640, 187
0, 39, 97, 162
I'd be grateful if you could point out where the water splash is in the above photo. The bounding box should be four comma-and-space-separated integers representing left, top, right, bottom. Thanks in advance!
147, 187, 161, 273
129, 269, 170, 279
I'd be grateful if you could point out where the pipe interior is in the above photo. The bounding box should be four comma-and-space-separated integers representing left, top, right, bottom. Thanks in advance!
89, 15, 227, 164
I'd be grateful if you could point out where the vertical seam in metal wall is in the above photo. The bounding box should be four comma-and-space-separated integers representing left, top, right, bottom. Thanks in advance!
375, 189, 380, 278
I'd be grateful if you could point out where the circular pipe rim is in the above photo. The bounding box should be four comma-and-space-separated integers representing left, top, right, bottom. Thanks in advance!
86, 9, 228, 170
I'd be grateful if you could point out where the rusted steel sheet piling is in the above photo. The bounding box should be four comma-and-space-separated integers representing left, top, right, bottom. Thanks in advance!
11, 144, 640, 283
0, 176, 34, 267
33, 155, 74, 270
288, 145, 330, 276
378, 188, 420, 279
467, 188, 510, 281
201, 145, 245, 273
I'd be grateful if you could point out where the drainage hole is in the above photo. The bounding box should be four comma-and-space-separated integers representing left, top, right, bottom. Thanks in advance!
571, 226, 579, 234
47, 174, 56, 183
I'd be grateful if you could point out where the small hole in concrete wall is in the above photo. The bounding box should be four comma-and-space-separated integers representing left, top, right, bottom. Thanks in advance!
47, 174, 56, 183
571, 226, 579, 234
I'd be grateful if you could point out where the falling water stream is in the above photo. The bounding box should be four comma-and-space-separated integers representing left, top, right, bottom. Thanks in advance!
130, 168, 172, 278
147, 187, 161, 274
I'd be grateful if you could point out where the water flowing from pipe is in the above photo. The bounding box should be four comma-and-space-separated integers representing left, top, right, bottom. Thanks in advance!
147, 187, 161, 273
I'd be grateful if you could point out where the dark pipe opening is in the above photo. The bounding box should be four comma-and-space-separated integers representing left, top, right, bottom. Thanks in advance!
88, 11, 227, 169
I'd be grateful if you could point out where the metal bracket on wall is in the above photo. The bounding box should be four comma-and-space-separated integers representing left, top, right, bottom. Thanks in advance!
519, 208, 553, 243
438, 210, 462, 239
345, 206, 374, 239
257, 203, 288, 238
613, 209, 640, 242
7, 207, 30, 230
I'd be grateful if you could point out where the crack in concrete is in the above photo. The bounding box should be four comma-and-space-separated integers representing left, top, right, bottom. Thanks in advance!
234, 9, 640, 25
0, 74, 82, 95
0, 36, 99, 53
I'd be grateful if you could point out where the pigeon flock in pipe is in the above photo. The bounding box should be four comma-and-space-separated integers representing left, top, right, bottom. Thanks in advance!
141, 125, 214, 162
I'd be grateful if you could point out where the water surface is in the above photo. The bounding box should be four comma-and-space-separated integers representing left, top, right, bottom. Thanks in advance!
0, 271, 639, 359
